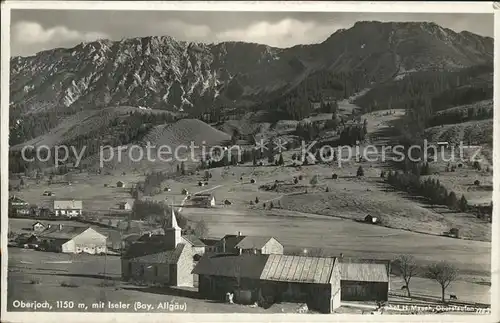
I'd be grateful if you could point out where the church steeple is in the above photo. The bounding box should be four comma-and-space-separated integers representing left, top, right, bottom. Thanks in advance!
170, 203, 181, 230
164, 201, 181, 249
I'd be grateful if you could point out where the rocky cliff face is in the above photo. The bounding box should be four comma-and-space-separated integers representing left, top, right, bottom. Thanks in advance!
10, 21, 493, 116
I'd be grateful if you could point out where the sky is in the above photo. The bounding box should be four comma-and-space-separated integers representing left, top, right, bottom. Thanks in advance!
10, 10, 494, 57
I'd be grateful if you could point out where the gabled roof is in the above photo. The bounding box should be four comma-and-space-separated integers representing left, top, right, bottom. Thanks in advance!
32, 221, 45, 227
260, 254, 337, 284
235, 236, 279, 250
38, 226, 94, 240
182, 235, 205, 247
192, 253, 269, 279
54, 200, 83, 209
200, 238, 219, 246
340, 258, 390, 282
217, 234, 246, 250
129, 244, 186, 264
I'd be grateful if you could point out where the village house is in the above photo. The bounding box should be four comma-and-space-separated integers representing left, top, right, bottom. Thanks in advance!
339, 258, 391, 301
200, 238, 219, 253
32, 221, 46, 233
191, 193, 216, 207
235, 236, 284, 255
37, 225, 107, 254
116, 180, 126, 188
120, 209, 204, 287
9, 196, 29, 207
53, 200, 83, 217
192, 253, 342, 313
214, 233, 246, 253
117, 201, 132, 210
214, 233, 283, 255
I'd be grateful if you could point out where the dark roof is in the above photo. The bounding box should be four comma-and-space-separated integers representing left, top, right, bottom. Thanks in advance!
340, 258, 390, 282
217, 234, 246, 250
183, 235, 205, 247
38, 226, 92, 240
260, 254, 337, 284
235, 236, 279, 250
123, 233, 142, 242
200, 238, 219, 246
122, 240, 176, 259
129, 244, 186, 264
192, 253, 269, 279
137, 234, 167, 242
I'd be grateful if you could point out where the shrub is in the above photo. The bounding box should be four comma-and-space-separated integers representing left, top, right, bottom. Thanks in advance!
356, 166, 364, 177
332, 173, 338, 179
325, 187, 330, 192
60, 281, 79, 288
474, 180, 480, 186
298, 175, 303, 180
255, 197, 259, 204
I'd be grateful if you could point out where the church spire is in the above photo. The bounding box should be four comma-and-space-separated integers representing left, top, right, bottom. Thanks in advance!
170, 203, 180, 229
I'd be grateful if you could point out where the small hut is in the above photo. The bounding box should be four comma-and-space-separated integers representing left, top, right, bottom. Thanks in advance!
364, 215, 379, 224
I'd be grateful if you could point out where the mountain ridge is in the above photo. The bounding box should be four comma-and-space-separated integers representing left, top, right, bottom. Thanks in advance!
10, 21, 493, 123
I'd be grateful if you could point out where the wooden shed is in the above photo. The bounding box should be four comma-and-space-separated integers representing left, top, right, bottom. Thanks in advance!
340, 258, 391, 301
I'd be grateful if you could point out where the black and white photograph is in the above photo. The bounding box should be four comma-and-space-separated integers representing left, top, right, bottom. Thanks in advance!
1, 1, 498, 322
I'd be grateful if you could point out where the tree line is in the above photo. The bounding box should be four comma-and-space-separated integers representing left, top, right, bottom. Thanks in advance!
385, 170, 468, 212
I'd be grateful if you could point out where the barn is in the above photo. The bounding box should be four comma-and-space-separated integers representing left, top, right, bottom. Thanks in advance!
340, 258, 391, 301
192, 253, 342, 313
37, 225, 107, 254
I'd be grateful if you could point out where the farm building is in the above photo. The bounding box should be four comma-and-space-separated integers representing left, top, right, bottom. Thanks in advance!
121, 233, 142, 250
182, 189, 189, 195
200, 238, 219, 253
118, 201, 132, 210
15, 234, 40, 248
120, 209, 202, 287
235, 236, 284, 255
9, 196, 29, 207
339, 258, 391, 302
192, 253, 342, 313
53, 200, 83, 217
32, 221, 46, 233
364, 214, 379, 224
191, 193, 216, 207
214, 233, 246, 253
37, 225, 107, 254
214, 233, 283, 255
116, 180, 126, 188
